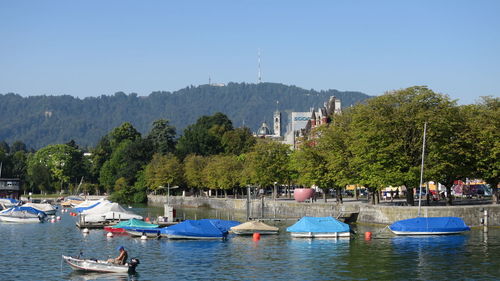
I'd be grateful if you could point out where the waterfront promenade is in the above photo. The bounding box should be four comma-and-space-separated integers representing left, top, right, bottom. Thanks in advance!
148, 195, 500, 227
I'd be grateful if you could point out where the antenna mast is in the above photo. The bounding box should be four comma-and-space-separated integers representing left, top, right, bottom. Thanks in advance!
258, 49, 262, 83
417, 122, 427, 217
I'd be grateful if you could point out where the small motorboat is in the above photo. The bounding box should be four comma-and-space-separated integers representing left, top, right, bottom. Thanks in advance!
104, 218, 159, 233
230, 220, 279, 235
389, 217, 471, 235
23, 203, 57, 215
62, 255, 140, 274
287, 216, 350, 238
125, 227, 162, 238
0, 206, 47, 223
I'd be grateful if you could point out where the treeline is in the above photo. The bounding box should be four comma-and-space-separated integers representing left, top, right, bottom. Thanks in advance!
1, 86, 498, 206
0, 82, 370, 149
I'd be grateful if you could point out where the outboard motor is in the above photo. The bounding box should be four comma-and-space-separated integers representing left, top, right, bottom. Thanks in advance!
128, 258, 140, 274
38, 212, 47, 222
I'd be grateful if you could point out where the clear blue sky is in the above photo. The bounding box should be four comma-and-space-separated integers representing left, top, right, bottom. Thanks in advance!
1, 0, 499, 104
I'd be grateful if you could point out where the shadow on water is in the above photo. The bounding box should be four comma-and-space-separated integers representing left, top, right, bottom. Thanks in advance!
66, 271, 139, 281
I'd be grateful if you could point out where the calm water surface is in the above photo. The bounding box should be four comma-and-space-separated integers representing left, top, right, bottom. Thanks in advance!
0, 205, 499, 281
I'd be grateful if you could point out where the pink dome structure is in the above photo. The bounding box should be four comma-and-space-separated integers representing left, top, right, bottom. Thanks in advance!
294, 188, 314, 202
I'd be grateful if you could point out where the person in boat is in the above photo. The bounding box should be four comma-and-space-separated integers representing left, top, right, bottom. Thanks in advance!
108, 246, 128, 265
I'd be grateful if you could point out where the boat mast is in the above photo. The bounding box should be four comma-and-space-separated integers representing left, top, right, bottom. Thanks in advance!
417, 122, 427, 217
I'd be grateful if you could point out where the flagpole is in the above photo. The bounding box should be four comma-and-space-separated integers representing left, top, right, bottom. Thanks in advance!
417, 122, 427, 217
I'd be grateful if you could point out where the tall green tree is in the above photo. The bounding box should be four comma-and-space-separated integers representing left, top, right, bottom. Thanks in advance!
176, 112, 233, 158
147, 119, 177, 155
28, 144, 84, 192
464, 97, 500, 203
184, 154, 208, 193
144, 153, 184, 193
347, 86, 468, 205
203, 155, 241, 197
246, 140, 291, 198
221, 127, 256, 155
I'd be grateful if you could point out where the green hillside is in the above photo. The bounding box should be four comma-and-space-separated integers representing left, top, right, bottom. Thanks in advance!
0, 82, 371, 149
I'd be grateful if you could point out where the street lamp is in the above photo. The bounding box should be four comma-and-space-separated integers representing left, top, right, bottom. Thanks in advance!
166, 183, 179, 205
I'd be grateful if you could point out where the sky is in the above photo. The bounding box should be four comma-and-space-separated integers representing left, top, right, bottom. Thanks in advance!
1, 0, 499, 104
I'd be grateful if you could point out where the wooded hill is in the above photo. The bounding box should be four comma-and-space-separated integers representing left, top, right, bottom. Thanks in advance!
0, 82, 371, 149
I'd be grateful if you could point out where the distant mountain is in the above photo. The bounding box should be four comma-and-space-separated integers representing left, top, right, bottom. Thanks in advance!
0, 82, 372, 149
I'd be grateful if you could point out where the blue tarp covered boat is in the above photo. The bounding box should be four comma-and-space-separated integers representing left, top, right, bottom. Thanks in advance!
389, 217, 471, 235
161, 219, 240, 239
286, 216, 350, 238
0, 206, 47, 223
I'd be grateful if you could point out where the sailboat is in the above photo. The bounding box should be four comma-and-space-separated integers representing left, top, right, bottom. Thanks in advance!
388, 122, 471, 235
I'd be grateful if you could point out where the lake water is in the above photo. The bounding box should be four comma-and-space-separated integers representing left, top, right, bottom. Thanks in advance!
0, 205, 499, 281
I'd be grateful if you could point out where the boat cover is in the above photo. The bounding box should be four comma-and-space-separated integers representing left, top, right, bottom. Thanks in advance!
0, 198, 19, 206
230, 221, 278, 232
0, 206, 46, 216
389, 217, 470, 233
161, 219, 240, 238
111, 218, 159, 229
286, 216, 350, 233
81, 201, 123, 215
23, 203, 56, 213
204, 219, 241, 232
75, 199, 108, 213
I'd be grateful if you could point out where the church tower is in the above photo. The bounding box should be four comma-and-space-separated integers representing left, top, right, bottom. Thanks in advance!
273, 110, 281, 137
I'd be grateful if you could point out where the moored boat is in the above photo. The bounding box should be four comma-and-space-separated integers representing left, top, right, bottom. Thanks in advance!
62, 255, 140, 274
230, 220, 279, 235
161, 219, 240, 239
0, 206, 47, 223
287, 216, 350, 238
23, 203, 57, 215
125, 227, 162, 238
388, 217, 471, 235
104, 218, 159, 233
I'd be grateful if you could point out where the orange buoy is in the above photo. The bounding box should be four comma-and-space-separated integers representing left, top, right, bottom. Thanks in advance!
253, 232, 261, 241
364, 232, 372, 240
145, 217, 150, 222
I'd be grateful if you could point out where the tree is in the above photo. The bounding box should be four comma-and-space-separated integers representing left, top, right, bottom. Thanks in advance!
203, 155, 242, 197
147, 119, 177, 155
346, 86, 468, 205
11, 141, 27, 153
221, 127, 256, 155
144, 153, 184, 193
246, 140, 291, 198
99, 139, 152, 192
464, 97, 500, 203
184, 154, 208, 194
109, 122, 141, 149
176, 112, 233, 158
28, 144, 84, 192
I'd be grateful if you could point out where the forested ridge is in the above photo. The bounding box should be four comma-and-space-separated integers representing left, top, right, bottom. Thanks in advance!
0, 82, 370, 149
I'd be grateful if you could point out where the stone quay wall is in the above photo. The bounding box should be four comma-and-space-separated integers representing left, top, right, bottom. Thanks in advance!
148, 195, 500, 227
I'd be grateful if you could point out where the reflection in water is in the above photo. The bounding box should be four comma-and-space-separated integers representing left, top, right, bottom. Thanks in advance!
67, 271, 138, 281
1, 206, 500, 280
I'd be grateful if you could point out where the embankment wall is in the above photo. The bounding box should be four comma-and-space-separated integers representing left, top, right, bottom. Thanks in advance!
148, 195, 500, 227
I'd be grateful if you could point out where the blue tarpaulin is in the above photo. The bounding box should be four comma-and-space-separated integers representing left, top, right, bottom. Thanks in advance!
74, 202, 101, 213
0, 206, 46, 216
389, 217, 470, 233
161, 219, 240, 238
286, 216, 350, 233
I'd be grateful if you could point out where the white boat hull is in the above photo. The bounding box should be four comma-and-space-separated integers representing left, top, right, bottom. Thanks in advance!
62, 256, 134, 273
0, 215, 41, 223
290, 231, 350, 238
126, 230, 161, 238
